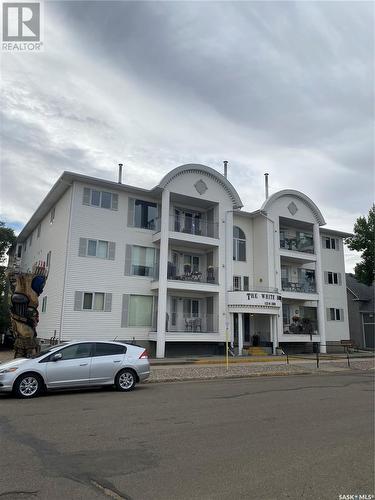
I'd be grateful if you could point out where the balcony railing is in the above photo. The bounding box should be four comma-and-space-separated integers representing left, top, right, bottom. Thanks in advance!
151, 314, 219, 333
167, 314, 219, 333
280, 235, 314, 254
230, 286, 279, 293
154, 216, 219, 238
168, 265, 218, 284
281, 280, 316, 293
153, 265, 219, 284
283, 319, 318, 335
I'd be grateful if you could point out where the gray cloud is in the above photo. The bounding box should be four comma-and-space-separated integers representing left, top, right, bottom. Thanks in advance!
1, 1, 373, 271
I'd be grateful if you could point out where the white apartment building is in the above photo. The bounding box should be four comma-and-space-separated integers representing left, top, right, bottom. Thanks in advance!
15, 163, 351, 357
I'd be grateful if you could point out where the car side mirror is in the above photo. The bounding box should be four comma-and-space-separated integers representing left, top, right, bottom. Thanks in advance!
51, 353, 62, 362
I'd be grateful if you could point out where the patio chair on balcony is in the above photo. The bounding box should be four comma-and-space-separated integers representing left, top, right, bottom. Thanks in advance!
193, 318, 202, 332
185, 318, 193, 331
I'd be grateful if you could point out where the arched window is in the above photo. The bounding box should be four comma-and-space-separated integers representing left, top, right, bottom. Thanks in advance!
233, 226, 246, 261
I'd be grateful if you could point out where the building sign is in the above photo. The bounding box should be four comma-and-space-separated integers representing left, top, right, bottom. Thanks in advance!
246, 292, 281, 307
228, 291, 282, 311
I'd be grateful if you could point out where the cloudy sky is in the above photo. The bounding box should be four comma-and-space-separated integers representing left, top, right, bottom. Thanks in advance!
1, 1, 374, 270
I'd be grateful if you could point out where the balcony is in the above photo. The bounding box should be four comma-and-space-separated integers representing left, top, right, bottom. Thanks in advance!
154, 215, 219, 239
168, 264, 218, 284
283, 305, 318, 336
283, 318, 318, 335
281, 279, 316, 294
280, 234, 314, 254
166, 314, 219, 333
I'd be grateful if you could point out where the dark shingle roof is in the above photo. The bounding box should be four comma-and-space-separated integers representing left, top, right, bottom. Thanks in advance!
346, 274, 375, 312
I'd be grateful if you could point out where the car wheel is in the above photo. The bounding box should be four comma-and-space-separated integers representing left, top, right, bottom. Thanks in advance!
115, 369, 136, 392
14, 373, 43, 399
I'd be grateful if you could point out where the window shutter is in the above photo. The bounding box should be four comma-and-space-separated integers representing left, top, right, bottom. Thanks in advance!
112, 193, 119, 211
78, 238, 87, 257
338, 273, 342, 286
104, 293, 112, 312
324, 272, 328, 284
74, 291, 83, 311
127, 198, 135, 226
83, 188, 91, 205
108, 242, 116, 260
335, 239, 340, 251
124, 245, 132, 275
339, 309, 344, 321
121, 294, 129, 327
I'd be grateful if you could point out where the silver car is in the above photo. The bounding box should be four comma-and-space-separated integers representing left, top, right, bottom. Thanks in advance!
0, 341, 150, 398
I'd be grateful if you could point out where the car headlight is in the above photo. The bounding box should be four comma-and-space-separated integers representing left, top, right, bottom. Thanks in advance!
0, 367, 18, 374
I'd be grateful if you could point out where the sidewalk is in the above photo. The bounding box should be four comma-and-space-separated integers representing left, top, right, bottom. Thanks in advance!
1, 349, 373, 384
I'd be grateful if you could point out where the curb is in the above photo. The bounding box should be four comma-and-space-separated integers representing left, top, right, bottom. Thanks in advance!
145, 366, 366, 384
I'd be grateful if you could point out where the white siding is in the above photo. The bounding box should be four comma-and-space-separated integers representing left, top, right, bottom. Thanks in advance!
321, 235, 350, 342
20, 187, 72, 340
62, 181, 159, 341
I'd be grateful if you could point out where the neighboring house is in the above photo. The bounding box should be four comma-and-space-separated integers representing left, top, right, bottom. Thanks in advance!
346, 274, 375, 349
12, 163, 351, 357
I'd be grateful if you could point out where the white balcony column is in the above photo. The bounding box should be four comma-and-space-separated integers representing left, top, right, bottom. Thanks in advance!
230, 312, 235, 347
224, 210, 234, 346
313, 224, 326, 354
272, 315, 279, 354
156, 188, 170, 358
238, 313, 244, 354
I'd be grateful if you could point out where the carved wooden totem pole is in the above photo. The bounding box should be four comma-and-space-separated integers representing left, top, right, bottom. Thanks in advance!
7, 262, 48, 358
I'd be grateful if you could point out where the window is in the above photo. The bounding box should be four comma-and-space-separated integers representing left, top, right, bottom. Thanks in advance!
233, 276, 242, 291
37, 224, 41, 238
41, 296, 47, 312
243, 276, 249, 291
324, 237, 338, 250
184, 254, 200, 273
83, 188, 118, 210
59, 343, 92, 360
183, 299, 200, 317
17, 245, 22, 258
131, 246, 155, 276
325, 271, 341, 285
87, 239, 108, 259
46, 251, 51, 269
282, 304, 290, 325
128, 295, 153, 326
328, 308, 344, 321
50, 207, 55, 224
134, 199, 158, 229
83, 292, 105, 311
94, 343, 126, 357
233, 226, 246, 261
75, 291, 111, 311
79, 238, 115, 260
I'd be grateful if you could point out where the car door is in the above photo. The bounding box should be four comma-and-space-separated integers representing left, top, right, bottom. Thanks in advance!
90, 343, 126, 384
45, 343, 94, 388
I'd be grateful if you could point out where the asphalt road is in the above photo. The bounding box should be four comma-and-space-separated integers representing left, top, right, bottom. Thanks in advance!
0, 373, 374, 500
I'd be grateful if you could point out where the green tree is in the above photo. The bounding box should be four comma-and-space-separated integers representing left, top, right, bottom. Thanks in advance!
0, 221, 16, 334
346, 205, 375, 286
